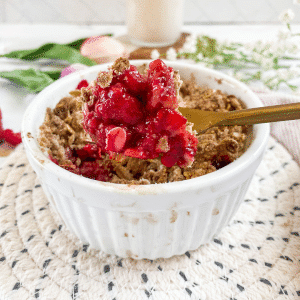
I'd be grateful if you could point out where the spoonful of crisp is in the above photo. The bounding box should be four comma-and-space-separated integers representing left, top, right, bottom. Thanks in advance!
178, 102, 300, 133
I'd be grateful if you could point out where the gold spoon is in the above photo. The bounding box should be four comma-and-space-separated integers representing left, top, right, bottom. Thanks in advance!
178, 102, 300, 133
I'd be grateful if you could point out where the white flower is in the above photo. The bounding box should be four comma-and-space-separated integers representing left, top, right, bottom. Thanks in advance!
252, 40, 270, 53
277, 29, 292, 40
239, 47, 251, 57
244, 42, 255, 51
254, 41, 263, 51
166, 47, 177, 61
277, 69, 290, 80
223, 49, 233, 55
235, 52, 243, 60
290, 65, 300, 76
261, 70, 275, 82
185, 34, 198, 46
227, 70, 234, 77
252, 52, 262, 63
279, 9, 295, 24
234, 71, 244, 80
180, 34, 198, 53
190, 45, 197, 53
268, 78, 279, 88
261, 57, 274, 70
286, 42, 299, 54
221, 40, 230, 48
197, 53, 204, 60
293, 0, 300, 5
151, 49, 160, 60
269, 42, 286, 56
214, 55, 224, 63
180, 43, 197, 53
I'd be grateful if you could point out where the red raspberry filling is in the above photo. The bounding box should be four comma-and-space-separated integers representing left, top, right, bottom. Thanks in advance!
82, 59, 198, 168
50, 144, 112, 182
76, 79, 89, 90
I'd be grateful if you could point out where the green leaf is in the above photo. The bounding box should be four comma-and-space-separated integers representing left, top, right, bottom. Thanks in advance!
0, 43, 97, 66
65, 38, 88, 51
0, 69, 61, 93
0, 34, 113, 65
0, 35, 111, 92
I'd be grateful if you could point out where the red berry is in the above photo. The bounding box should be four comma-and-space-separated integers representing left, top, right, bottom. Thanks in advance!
212, 155, 232, 170
0, 109, 22, 147
105, 127, 127, 152
154, 109, 187, 134
117, 65, 147, 95
49, 155, 59, 164
2, 129, 22, 146
146, 62, 178, 112
148, 59, 167, 74
83, 112, 101, 136
76, 144, 99, 160
161, 150, 180, 168
78, 161, 111, 181
177, 153, 195, 168
94, 123, 107, 150
136, 134, 160, 158
124, 148, 148, 160
76, 79, 89, 90
95, 83, 143, 125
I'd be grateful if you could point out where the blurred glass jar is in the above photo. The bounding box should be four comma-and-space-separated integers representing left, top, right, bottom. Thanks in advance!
126, 0, 184, 47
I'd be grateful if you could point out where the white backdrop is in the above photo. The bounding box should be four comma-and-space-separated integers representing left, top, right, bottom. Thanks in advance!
0, 0, 300, 24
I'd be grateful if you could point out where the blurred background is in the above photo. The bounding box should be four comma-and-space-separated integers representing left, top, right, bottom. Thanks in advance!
1, 0, 300, 24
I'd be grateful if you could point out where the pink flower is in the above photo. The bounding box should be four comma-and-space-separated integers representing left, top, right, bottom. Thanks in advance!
60, 63, 88, 78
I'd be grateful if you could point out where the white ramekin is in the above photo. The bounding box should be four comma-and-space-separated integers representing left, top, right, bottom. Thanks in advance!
22, 60, 270, 259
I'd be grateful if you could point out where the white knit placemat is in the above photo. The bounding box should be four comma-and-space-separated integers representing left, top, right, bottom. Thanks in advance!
0, 137, 299, 300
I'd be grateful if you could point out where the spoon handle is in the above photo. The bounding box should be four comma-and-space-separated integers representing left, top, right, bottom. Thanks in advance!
219, 102, 300, 126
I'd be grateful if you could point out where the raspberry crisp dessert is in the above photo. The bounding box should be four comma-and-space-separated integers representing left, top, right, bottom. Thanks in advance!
39, 58, 249, 185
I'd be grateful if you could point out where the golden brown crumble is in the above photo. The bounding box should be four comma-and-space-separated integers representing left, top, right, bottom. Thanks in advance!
136, 64, 148, 75
110, 57, 130, 75
38, 93, 91, 166
39, 70, 249, 185
96, 71, 113, 88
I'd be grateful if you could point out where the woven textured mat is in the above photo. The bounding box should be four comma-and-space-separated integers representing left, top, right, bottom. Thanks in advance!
0, 137, 299, 300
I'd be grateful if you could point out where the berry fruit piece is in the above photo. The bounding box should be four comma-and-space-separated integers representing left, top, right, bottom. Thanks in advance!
95, 83, 143, 125
154, 108, 187, 134
76, 143, 99, 160
0, 109, 22, 147
116, 65, 147, 95
76, 79, 89, 90
82, 58, 198, 168
0, 129, 22, 146
146, 59, 178, 112
212, 155, 232, 170
106, 127, 127, 152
